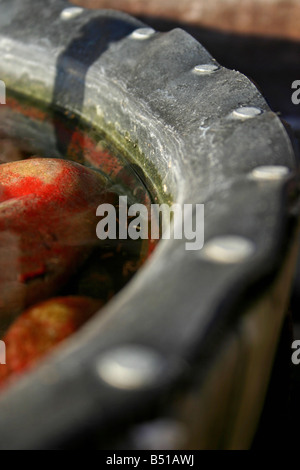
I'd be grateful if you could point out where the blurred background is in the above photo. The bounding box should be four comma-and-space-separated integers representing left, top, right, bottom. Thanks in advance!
70, 0, 300, 449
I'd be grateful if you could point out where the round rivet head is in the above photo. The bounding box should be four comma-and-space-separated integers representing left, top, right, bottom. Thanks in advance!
201, 236, 255, 264
130, 28, 156, 40
193, 64, 220, 74
96, 346, 163, 390
251, 165, 290, 180
60, 7, 84, 20
130, 419, 187, 450
232, 106, 263, 119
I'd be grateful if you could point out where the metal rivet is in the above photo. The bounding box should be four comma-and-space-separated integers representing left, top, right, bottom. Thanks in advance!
130, 419, 188, 450
232, 106, 263, 119
193, 64, 220, 74
96, 346, 163, 389
251, 165, 290, 180
201, 236, 255, 263
60, 7, 84, 20
130, 28, 156, 40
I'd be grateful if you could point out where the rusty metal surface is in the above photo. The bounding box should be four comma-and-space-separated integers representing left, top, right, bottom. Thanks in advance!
72, 0, 300, 41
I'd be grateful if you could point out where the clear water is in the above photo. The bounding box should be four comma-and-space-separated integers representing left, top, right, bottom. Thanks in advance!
0, 91, 158, 383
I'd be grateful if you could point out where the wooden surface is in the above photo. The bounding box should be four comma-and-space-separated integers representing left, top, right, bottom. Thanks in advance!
72, 0, 300, 41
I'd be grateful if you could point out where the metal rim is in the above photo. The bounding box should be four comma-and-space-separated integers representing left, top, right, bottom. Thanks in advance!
0, 0, 298, 449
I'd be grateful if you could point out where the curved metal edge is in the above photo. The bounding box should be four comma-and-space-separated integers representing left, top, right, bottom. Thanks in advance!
0, 0, 298, 449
